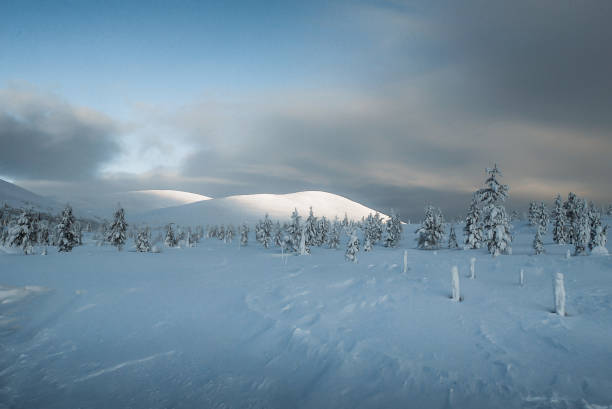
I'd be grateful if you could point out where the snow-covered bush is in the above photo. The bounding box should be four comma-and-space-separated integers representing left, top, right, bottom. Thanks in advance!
8, 209, 37, 255
384, 210, 402, 248
136, 227, 152, 252
345, 229, 359, 263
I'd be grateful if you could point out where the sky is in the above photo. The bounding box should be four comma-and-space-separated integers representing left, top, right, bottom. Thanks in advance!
1, 0, 611, 219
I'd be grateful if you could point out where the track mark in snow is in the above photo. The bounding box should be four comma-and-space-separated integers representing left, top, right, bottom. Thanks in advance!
75, 304, 96, 313
73, 350, 176, 383
328, 279, 354, 288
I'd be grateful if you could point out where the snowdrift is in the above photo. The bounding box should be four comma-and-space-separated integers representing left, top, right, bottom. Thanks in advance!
134, 191, 388, 226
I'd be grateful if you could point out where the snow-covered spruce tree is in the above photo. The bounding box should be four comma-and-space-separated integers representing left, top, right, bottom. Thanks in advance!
8, 209, 37, 255
225, 225, 234, 244
528, 202, 539, 226
328, 220, 341, 249
73, 221, 83, 246
217, 225, 226, 242
304, 207, 318, 247
287, 208, 302, 252
552, 194, 569, 244
463, 196, 482, 249
165, 223, 178, 247
136, 227, 151, 252
588, 203, 602, 251
591, 224, 608, 254
563, 192, 580, 244
38, 220, 50, 246
533, 227, 544, 255
273, 221, 283, 247
316, 216, 329, 247
240, 223, 249, 246
607, 204, 612, 216
341, 213, 349, 230
448, 224, 458, 249
298, 224, 309, 255
57, 205, 78, 252
261, 214, 273, 248
415, 205, 445, 250
363, 232, 372, 252
384, 209, 403, 248
477, 164, 512, 257
107, 206, 128, 251
345, 229, 359, 263
536, 202, 549, 233
574, 201, 590, 255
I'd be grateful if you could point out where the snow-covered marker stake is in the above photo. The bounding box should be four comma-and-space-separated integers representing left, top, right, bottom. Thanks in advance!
565, 249, 571, 259
553, 272, 566, 316
519, 268, 524, 286
451, 266, 461, 302
469, 257, 476, 279
403, 250, 408, 273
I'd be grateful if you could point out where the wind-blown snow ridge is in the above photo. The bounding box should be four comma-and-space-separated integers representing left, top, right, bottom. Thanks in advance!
73, 350, 176, 383
136, 190, 388, 226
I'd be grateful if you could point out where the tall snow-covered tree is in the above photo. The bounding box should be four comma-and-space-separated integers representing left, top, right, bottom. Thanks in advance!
328, 220, 341, 249
384, 210, 402, 248
165, 223, 178, 247
261, 214, 273, 248
345, 229, 359, 263
316, 216, 329, 246
9, 209, 37, 255
463, 196, 482, 249
273, 221, 283, 247
477, 164, 512, 257
287, 208, 302, 252
448, 224, 458, 249
552, 194, 569, 244
225, 225, 235, 244
588, 203, 602, 251
240, 223, 249, 246
415, 205, 445, 250
298, 224, 309, 255
574, 200, 590, 255
57, 205, 78, 252
528, 202, 539, 226
107, 206, 128, 251
136, 227, 151, 252
563, 192, 580, 244
304, 207, 318, 246
536, 202, 549, 233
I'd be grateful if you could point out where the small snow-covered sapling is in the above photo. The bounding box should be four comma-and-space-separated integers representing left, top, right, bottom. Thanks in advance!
554, 272, 566, 316
451, 266, 461, 302
470, 257, 476, 279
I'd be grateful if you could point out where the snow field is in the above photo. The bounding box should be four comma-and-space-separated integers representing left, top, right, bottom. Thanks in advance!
0, 221, 611, 408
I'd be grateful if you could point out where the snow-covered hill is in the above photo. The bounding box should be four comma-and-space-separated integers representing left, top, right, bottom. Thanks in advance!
107, 190, 212, 213
0, 178, 59, 212
135, 191, 388, 226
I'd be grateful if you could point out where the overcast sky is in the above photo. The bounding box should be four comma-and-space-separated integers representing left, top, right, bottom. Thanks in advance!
1, 0, 611, 219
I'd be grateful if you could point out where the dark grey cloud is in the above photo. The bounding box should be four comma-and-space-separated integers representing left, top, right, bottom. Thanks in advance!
0, 87, 121, 180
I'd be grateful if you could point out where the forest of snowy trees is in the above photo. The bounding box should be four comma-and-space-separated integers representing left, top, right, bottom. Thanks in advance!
0, 165, 609, 260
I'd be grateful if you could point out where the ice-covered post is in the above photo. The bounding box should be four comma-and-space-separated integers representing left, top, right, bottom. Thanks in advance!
469, 257, 476, 279
451, 266, 461, 302
565, 249, 571, 260
519, 268, 524, 286
403, 250, 408, 273
554, 272, 566, 316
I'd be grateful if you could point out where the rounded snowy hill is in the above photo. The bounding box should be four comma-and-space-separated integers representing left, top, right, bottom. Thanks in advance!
134, 191, 388, 226
108, 190, 213, 213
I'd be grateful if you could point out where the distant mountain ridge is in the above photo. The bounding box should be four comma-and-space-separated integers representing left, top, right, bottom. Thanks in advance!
0, 178, 59, 211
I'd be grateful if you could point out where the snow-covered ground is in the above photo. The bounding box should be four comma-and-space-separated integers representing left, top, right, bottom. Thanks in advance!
1, 220, 611, 409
